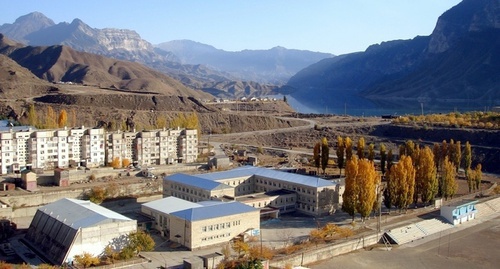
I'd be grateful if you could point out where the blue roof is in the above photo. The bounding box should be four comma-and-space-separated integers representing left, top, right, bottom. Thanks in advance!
170, 201, 258, 221
197, 166, 335, 188
166, 173, 231, 190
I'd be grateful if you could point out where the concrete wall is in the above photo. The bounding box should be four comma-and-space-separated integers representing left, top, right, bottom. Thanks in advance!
0, 182, 162, 228
270, 233, 380, 268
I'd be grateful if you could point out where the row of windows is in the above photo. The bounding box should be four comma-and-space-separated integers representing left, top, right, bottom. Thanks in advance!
201, 233, 231, 242
202, 222, 232, 232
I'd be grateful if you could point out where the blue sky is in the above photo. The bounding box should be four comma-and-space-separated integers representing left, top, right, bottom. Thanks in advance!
1, 0, 462, 55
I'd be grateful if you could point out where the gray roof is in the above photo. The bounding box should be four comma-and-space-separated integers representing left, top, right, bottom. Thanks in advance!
142, 197, 202, 214
166, 173, 232, 190
38, 198, 133, 228
170, 201, 258, 221
197, 166, 335, 188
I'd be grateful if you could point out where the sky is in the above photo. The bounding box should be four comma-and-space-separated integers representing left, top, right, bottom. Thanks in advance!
1, 0, 462, 55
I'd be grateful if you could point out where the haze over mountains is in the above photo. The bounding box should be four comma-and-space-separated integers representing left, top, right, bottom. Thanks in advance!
287, 0, 500, 114
0, 12, 332, 98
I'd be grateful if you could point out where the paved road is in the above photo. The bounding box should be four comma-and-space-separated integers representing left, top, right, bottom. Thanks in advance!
309, 215, 500, 269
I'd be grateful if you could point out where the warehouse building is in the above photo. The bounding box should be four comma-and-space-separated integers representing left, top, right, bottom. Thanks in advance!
24, 198, 137, 265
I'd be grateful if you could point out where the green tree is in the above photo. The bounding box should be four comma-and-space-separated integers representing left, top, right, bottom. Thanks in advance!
380, 143, 387, 175
88, 186, 107, 204
313, 142, 321, 173
474, 164, 482, 191
127, 230, 155, 253
74, 252, 100, 268
463, 141, 472, 177
321, 137, 329, 174
453, 141, 461, 172
27, 104, 37, 127
336, 136, 345, 176
387, 149, 394, 172
357, 137, 365, 159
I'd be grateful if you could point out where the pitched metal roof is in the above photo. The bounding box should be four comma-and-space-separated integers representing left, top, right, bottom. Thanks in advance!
142, 197, 202, 213
38, 198, 133, 228
166, 173, 232, 190
197, 166, 335, 188
170, 201, 258, 221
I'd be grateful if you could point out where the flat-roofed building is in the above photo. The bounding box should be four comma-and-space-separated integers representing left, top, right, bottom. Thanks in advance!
141, 197, 202, 236
169, 202, 260, 250
163, 174, 235, 202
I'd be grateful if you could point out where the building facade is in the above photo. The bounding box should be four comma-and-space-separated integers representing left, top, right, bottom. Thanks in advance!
0, 127, 198, 174
163, 166, 343, 217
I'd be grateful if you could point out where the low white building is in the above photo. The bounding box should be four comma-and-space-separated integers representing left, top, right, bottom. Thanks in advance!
24, 198, 137, 265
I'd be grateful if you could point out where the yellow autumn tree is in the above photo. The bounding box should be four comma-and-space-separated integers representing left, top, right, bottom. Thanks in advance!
356, 159, 379, 221
357, 137, 365, 159
58, 109, 68, 128
416, 146, 438, 205
342, 156, 359, 221
388, 155, 415, 212
110, 157, 121, 169
441, 156, 458, 200
345, 137, 353, 161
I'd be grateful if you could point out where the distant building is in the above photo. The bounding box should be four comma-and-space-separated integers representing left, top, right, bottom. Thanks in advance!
24, 198, 136, 265
0, 127, 198, 174
21, 170, 37, 191
208, 155, 231, 169
441, 199, 478, 225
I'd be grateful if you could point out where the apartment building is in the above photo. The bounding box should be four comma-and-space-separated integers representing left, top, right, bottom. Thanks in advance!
0, 127, 198, 174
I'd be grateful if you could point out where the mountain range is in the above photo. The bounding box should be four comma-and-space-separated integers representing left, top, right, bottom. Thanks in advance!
0, 12, 332, 97
287, 0, 500, 113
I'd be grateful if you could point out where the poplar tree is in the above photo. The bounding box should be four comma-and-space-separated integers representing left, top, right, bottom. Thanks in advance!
58, 109, 68, 128
45, 106, 57, 129
416, 146, 438, 205
313, 142, 321, 174
441, 157, 458, 200
27, 104, 37, 127
368, 143, 375, 162
453, 141, 461, 172
463, 141, 472, 177
388, 155, 415, 212
336, 136, 345, 176
345, 137, 353, 161
432, 143, 441, 170
474, 164, 482, 191
357, 137, 365, 159
380, 143, 387, 176
70, 108, 77, 127
342, 156, 359, 221
321, 137, 329, 174
387, 149, 394, 172
356, 159, 379, 222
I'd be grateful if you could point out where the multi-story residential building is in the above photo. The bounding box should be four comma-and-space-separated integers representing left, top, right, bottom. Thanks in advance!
0, 127, 198, 174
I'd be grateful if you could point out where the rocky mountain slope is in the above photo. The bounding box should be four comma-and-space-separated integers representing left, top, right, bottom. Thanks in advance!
287, 0, 500, 111
157, 40, 334, 84
0, 34, 210, 99
0, 12, 332, 97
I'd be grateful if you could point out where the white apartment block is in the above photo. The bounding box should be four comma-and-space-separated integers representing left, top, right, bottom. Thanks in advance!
0, 127, 198, 174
